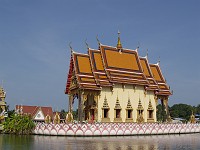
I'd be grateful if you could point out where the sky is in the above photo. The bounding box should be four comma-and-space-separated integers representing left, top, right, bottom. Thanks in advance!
0, 1, 200, 111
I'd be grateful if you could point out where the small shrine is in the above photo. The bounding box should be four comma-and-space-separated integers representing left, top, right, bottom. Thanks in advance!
190, 111, 196, 124
0, 86, 6, 122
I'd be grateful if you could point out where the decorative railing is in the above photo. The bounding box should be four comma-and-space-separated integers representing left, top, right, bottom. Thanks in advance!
33, 122, 200, 136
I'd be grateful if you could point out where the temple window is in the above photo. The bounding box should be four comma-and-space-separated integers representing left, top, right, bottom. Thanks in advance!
148, 110, 153, 118
115, 109, 121, 118
127, 109, 132, 118
114, 96, 122, 122
147, 100, 154, 122
103, 109, 109, 118
126, 98, 133, 122
101, 95, 110, 122
138, 110, 143, 115
136, 99, 144, 123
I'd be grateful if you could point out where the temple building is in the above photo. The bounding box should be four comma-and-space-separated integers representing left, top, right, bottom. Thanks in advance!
65, 33, 172, 123
15, 105, 53, 123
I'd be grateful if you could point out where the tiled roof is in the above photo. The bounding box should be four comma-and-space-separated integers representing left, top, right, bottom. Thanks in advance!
100, 45, 148, 85
65, 40, 171, 96
73, 52, 101, 90
150, 64, 171, 95
140, 57, 159, 91
15, 105, 53, 119
89, 48, 112, 87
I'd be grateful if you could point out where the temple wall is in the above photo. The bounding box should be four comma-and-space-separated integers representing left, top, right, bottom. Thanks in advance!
34, 122, 200, 136
97, 84, 156, 122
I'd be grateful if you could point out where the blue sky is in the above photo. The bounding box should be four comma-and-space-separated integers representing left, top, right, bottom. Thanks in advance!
0, 1, 200, 110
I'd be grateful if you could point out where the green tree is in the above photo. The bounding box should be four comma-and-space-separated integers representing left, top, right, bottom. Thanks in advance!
196, 104, 200, 114
156, 104, 169, 122
60, 109, 67, 120
4, 105, 15, 118
72, 109, 78, 120
3, 114, 35, 135
170, 103, 194, 121
156, 104, 162, 122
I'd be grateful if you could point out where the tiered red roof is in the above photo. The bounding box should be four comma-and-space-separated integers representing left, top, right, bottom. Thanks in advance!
65, 39, 171, 96
140, 57, 159, 91
72, 52, 101, 90
89, 48, 112, 87
100, 45, 149, 85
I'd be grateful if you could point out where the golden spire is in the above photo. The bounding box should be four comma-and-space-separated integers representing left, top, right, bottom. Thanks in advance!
115, 95, 121, 109
102, 94, 109, 109
117, 30, 122, 50
147, 100, 153, 110
137, 99, 144, 110
126, 97, 132, 109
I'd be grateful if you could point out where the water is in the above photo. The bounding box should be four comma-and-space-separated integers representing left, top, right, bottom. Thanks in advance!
0, 133, 200, 150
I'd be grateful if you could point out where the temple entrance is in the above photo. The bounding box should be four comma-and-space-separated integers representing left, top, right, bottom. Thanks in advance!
81, 94, 98, 122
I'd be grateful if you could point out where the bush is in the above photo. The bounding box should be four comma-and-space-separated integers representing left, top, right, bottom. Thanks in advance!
3, 114, 35, 135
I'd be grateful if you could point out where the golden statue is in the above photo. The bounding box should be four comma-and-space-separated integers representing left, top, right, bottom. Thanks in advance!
66, 112, 73, 123
45, 114, 51, 124
54, 112, 60, 124
189, 111, 196, 124
137, 112, 144, 123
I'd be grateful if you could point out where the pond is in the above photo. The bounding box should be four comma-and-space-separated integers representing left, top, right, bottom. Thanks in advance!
0, 133, 200, 150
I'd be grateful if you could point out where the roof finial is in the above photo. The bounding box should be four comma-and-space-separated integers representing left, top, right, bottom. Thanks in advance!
69, 42, 74, 54
117, 30, 122, 50
158, 56, 160, 65
96, 35, 101, 46
146, 49, 148, 58
136, 42, 140, 51
85, 39, 89, 49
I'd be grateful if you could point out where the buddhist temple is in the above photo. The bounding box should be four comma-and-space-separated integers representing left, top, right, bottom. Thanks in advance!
65, 33, 172, 123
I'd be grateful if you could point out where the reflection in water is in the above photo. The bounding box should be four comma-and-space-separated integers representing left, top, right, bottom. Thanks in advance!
0, 134, 34, 150
0, 133, 200, 150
